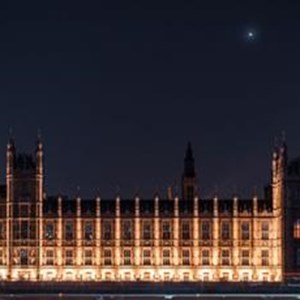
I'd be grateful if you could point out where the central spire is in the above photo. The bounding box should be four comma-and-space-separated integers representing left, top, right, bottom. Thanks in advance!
182, 142, 197, 200
184, 142, 196, 178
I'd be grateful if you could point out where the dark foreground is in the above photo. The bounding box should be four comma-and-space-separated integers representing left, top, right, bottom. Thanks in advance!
0, 282, 300, 299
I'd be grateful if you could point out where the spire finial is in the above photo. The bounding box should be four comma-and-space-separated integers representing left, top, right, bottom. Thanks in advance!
185, 141, 194, 160
183, 142, 195, 177
281, 130, 287, 151
95, 187, 101, 198
37, 128, 42, 140
253, 185, 257, 197
75, 185, 81, 199
214, 184, 219, 197
36, 129, 43, 151
115, 184, 121, 197
8, 127, 15, 147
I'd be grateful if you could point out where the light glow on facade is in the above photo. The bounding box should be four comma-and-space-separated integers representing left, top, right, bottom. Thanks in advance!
0, 138, 285, 282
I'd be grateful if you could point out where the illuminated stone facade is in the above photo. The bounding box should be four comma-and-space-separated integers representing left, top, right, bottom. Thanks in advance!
0, 138, 292, 283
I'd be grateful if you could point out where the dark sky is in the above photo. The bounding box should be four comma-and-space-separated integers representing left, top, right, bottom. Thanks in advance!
0, 0, 299, 199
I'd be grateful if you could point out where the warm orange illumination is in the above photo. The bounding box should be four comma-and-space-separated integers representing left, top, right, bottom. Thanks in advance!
0, 138, 284, 283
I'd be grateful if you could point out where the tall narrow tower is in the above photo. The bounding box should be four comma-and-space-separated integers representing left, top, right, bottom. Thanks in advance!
181, 142, 197, 200
271, 139, 286, 281
6, 137, 44, 280
272, 142, 286, 211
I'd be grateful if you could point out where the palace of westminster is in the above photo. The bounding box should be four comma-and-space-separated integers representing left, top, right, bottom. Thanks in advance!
0, 136, 299, 283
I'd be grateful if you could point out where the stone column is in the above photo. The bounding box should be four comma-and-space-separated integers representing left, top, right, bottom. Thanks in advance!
233, 196, 239, 280
96, 196, 101, 280
154, 195, 160, 280
213, 196, 219, 281
193, 196, 199, 279
134, 196, 141, 279
57, 196, 63, 280
173, 196, 179, 280
76, 197, 82, 279
115, 196, 121, 279
252, 196, 258, 281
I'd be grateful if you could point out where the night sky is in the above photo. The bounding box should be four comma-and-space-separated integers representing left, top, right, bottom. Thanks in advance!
0, 1, 299, 199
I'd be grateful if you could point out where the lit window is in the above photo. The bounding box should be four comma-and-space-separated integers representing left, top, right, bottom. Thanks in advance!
123, 220, 133, 240
65, 250, 73, 265
103, 221, 112, 241
241, 222, 250, 240
261, 222, 269, 240
143, 249, 151, 266
241, 250, 250, 266
201, 221, 211, 240
261, 250, 269, 266
202, 249, 210, 266
104, 249, 112, 266
162, 222, 171, 240
46, 250, 54, 266
221, 222, 231, 240
65, 222, 74, 241
14, 221, 35, 240
182, 249, 190, 266
84, 250, 93, 266
143, 222, 152, 240
123, 249, 132, 265
44, 223, 55, 240
221, 249, 230, 266
182, 222, 191, 240
84, 222, 93, 241
294, 219, 300, 239
163, 249, 171, 265
21, 221, 30, 240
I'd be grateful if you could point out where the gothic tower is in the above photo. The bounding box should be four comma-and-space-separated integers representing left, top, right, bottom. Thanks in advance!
6, 136, 44, 280
271, 139, 286, 280
181, 142, 197, 200
284, 145, 300, 275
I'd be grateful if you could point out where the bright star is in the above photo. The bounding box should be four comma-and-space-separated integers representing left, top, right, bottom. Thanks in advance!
245, 29, 258, 42
248, 31, 254, 38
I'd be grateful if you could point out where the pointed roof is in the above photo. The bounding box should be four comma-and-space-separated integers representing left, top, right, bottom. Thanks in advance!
185, 142, 194, 161
183, 142, 196, 178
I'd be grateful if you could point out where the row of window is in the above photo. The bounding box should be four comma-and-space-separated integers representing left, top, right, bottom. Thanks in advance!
40, 221, 270, 242
0, 220, 272, 242
39, 248, 271, 267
